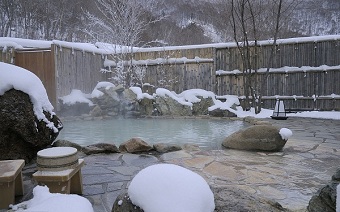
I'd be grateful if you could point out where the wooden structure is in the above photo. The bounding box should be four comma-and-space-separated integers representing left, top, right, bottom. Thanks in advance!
33, 147, 84, 194
0, 36, 339, 111
0, 160, 25, 209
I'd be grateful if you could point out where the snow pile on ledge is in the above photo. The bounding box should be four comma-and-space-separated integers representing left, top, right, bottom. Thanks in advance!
0, 62, 58, 132
279, 128, 293, 140
128, 164, 215, 212
59, 89, 93, 106
11, 186, 93, 212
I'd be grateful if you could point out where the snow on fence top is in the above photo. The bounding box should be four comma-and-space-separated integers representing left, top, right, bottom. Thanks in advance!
1, 35, 340, 54
216, 65, 340, 75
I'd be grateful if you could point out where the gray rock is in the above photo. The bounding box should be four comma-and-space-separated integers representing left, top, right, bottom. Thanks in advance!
112, 84, 125, 94
58, 100, 94, 117
153, 143, 182, 153
212, 186, 288, 211
52, 139, 82, 151
155, 96, 192, 116
112, 192, 143, 212
222, 125, 287, 151
307, 169, 339, 212
138, 98, 154, 116
192, 96, 214, 115
83, 143, 120, 155
119, 138, 153, 153
0, 89, 63, 162
90, 105, 104, 117
331, 168, 340, 181
209, 108, 237, 117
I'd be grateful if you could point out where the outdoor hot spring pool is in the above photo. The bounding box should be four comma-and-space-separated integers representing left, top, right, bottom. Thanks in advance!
58, 118, 247, 150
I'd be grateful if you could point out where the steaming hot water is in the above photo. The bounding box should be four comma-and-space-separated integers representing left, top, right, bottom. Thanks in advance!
58, 118, 247, 150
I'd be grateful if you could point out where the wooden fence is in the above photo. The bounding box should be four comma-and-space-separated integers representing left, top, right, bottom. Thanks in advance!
1, 36, 339, 111
129, 47, 215, 93
15, 49, 57, 107
53, 44, 110, 109
215, 39, 340, 71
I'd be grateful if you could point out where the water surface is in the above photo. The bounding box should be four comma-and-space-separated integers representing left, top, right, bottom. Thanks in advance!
58, 118, 246, 149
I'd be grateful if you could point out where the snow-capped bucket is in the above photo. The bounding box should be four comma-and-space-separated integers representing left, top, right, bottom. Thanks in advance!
36, 147, 78, 171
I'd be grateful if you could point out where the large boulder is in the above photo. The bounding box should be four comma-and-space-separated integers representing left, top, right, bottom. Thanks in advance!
119, 137, 153, 153
212, 186, 287, 211
154, 96, 192, 116
82, 143, 120, 155
307, 168, 340, 212
138, 98, 154, 116
0, 89, 63, 162
222, 125, 287, 151
192, 96, 214, 115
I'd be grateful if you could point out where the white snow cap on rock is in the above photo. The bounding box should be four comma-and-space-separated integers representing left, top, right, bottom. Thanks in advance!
130, 87, 154, 100
0, 62, 58, 132
128, 163, 215, 212
91, 81, 115, 98
279, 128, 293, 140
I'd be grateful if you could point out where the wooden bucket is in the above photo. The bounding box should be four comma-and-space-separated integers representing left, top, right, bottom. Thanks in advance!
36, 147, 78, 171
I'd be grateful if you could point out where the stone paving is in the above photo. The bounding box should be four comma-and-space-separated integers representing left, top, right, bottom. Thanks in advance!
5, 117, 340, 212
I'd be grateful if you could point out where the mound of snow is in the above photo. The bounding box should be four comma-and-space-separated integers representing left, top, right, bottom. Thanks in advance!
130, 87, 153, 100
128, 164, 215, 212
91, 81, 115, 98
279, 128, 293, 140
11, 186, 93, 212
59, 89, 93, 106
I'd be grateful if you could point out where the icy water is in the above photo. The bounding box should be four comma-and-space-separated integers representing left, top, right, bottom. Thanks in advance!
58, 118, 247, 150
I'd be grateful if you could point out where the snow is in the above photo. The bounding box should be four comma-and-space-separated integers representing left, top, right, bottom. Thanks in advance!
59, 89, 93, 106
91, 81, 115, 98
179, 89, 215, 103
128, 164, 215, 212
156, 88, 193, 107
37, 147, 77, 158
0, 37, 52, 49
2, 35, 340, 54
11, 186, 93, 212
58, 84, 340, 120
0, 62, 59, 132
216, 65, 340, 75
130, 87, 154, 100
279, 128, 293, 140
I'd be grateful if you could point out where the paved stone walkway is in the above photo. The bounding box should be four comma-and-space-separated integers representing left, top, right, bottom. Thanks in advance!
5, 117, 340, 212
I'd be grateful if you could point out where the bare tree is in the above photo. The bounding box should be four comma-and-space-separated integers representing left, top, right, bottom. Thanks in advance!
84, 0, 164, 87
229, 0, 297, 113
0, 0, 20, 37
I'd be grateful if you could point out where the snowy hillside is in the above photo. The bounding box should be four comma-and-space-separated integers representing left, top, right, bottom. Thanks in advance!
0, 0, 338, 45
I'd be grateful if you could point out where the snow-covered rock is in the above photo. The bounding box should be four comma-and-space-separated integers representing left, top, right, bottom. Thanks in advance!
127, 164, 215, 212
222, 125, 288, 152
0, 62, 62, 161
